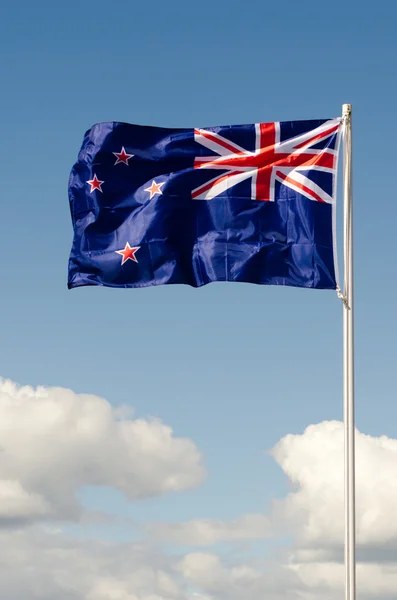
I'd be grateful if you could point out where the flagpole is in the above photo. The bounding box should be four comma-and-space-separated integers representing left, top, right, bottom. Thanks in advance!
342, 103, 355, 600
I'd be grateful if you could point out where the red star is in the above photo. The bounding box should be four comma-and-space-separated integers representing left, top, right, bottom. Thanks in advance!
115, 242, 140, 265
86, 174, 104, 193
113, 146, 134, 166
144, 180, 165, 199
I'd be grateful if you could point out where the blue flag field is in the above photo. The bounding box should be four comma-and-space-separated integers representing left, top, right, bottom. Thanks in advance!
68, 118, 341, 290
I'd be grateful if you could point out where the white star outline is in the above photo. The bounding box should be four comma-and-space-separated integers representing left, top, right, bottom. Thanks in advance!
115, 242, 141, 265
113, 146, 134, 166
144, 180, 165, 199
86, 174, 104, 193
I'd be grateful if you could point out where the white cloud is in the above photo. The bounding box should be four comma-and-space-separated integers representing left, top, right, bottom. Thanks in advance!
147, 514, 271, 546
0, 480, 50, 521
0, 527, 184, 600
149, 420, 397, 556
0, 529, 303, 600
2, 527, 397, 600
289, 560, 397, 599
271, 420, 397, 551
0, 378, 205, 525
145, 421, 397, 598
179, 552, 397, 600
2, 374, 397, 599
178, 552, 303, 600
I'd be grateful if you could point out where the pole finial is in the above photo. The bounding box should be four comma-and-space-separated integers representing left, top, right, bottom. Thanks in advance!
342, 104, 352, 117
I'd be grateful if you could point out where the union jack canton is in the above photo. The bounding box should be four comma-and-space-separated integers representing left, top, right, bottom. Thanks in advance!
68, 117, 342, 291
193, 119, 340, 202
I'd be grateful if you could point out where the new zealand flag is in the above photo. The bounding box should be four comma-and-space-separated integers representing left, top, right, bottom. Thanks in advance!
68, 117, 342, 290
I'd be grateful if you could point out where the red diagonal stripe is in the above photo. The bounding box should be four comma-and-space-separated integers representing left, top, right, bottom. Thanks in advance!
192, 170, 242, 199
294, 123, 340, 150
275, 170, 325, 203
194, 129, 246, 155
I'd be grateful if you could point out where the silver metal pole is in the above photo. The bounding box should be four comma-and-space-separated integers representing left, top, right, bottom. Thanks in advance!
342, 103, 355, 600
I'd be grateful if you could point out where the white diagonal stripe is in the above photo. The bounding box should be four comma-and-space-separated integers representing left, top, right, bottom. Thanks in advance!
275, 168, 334, 204
193, 170, 254, 200
194, 129, 249, 156
274, 118, 341, 155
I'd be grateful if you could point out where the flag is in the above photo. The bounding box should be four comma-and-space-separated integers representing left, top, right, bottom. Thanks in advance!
68, 118, 342, 290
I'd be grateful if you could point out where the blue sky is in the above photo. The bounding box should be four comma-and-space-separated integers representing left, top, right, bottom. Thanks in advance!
1, 1, 397, 597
